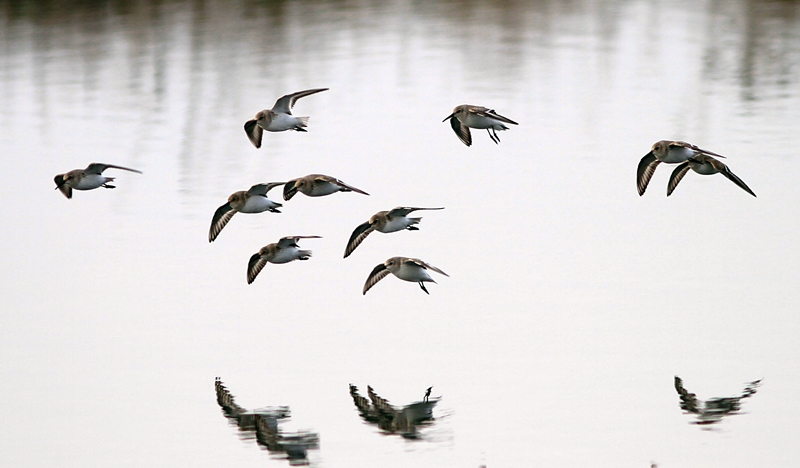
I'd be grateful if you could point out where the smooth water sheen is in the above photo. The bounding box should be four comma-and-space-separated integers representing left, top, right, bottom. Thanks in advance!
2, 1, 800, 467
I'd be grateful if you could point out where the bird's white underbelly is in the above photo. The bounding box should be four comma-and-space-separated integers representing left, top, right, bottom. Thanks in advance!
270, 247, 299, 264
73, 175, 109, 190
264, 113, 301, 132
308, 182, 340, 196
379, 217, 413, 233
661, 147, 695, 163
463, 114, 506, 130
240, 196, 280, 213
394, 264, 432, 282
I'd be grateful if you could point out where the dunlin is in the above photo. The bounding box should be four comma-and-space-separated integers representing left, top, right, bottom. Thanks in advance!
362, 256, 448, 295
442, 105, 518, 146
637, 140, 727, 196
247, 236, 321, 284
283, 174, 369, 201
244, 88, 329, 148
54, 163, 142, 199
344, 207, 444, 258
209, 182, 285, 242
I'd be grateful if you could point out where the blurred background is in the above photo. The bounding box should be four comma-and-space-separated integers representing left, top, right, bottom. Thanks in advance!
1, 0, 799, 467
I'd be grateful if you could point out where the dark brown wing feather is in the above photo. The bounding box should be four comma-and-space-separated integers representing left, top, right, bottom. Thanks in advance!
479, 108, 519, 125
247, 252, 268, 284
54, 174, 72, 199
244, 119, 263, 148
209, 202, 236, 242
637, 153, 660, 196
85, 163, 142, 175
667, 162, 691, 196
283, 180, 299, 201
247, 182, 285, 196
450, 116, 472, 146
363, 263, 391, 295
272, 88, 329, 114
344, 221, 375, 258
717, 163, 757, 197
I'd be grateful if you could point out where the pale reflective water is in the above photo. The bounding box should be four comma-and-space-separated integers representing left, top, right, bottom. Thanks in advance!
2, 0, 800, 467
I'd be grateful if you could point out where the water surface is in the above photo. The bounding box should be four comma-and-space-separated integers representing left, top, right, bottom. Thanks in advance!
2, 1, 800, 467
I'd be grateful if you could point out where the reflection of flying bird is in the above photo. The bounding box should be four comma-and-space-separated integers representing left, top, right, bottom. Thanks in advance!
349, 384, 439, 438
283, 174, 369, 201
442, 105, 518, 146
674, 376, 762, 426
209, 182, 286, 242
637, 140, 726, 196
667, 154, 756, 197
363, 257, 448, 295
54, 163, 142, 199
215, 378, 319, 466
244, 88, 329, 148
253, 414, 320, 466
344, 207, 444, 258
247, 236, 321, 284
215, 377, 290, 439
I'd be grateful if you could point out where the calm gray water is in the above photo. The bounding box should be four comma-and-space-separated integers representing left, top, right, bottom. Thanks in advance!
2, 0, 800, 466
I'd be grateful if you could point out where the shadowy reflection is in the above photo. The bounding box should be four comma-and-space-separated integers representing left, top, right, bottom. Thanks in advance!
215, 378, 319, 465
674, 376, 761, 428
349, 384, 439, 440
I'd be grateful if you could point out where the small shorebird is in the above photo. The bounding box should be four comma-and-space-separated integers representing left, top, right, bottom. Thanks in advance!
54, 163, 142, 199
283, 174, 369, 201
247, 236, 321, 284
244, 88, 329, 148
442, 105, 518, 146
667, 154, 756, 197
674, 376, 761, 426
343, 207, 444, 258
363, 257, 448, 295
637, 140, 727, 196
209, 182, 285, 242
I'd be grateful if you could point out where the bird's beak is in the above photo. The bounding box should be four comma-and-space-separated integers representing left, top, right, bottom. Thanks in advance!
442, 113, 454, 123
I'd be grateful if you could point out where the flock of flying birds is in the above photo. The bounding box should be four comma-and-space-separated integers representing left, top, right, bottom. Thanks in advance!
52, 88, 757, 293
52, 88, 762, 464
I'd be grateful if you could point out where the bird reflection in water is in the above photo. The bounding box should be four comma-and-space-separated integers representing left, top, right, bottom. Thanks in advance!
215, 378, 319, 465
674, 376, 762, 428
349, 384, 439, 439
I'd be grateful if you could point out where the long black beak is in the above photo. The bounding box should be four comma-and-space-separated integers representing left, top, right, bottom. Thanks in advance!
442, 113, 454, 123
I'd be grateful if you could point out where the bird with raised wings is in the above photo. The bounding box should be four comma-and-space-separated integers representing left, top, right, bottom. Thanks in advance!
442, 105, 518, 146
344, 207, 444, 258
637, 140, 728, 196
209, 182, 285, 242
244, 88, 329, 148
54, 163, 142, 199
247, 236, 321, 284
363, 257, 448, 295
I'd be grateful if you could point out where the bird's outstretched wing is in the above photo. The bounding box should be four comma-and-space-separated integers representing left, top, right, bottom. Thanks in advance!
271, 88, 329, 114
